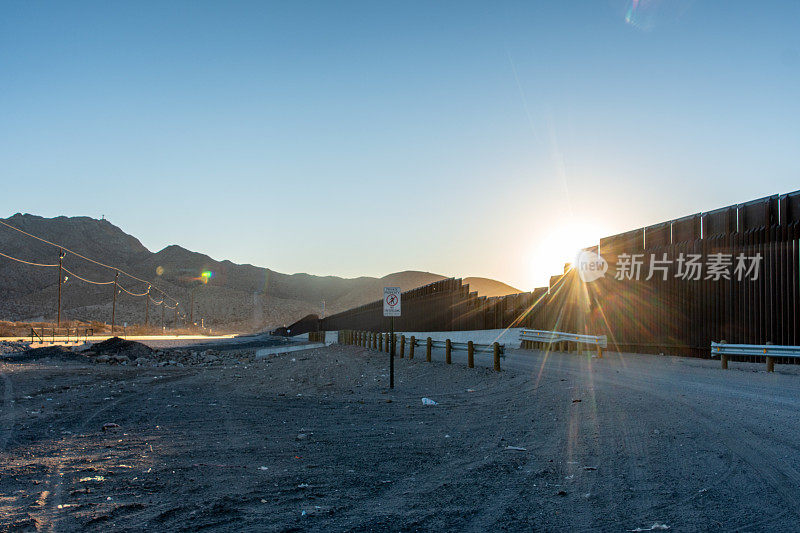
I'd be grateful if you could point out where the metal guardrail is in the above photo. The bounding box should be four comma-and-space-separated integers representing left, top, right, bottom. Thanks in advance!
520, 329, 607, 347
520, 328, 607, 357
711, 342, 800, 372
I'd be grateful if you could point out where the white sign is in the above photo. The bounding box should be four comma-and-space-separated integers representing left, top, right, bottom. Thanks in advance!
383, 287, 401, 317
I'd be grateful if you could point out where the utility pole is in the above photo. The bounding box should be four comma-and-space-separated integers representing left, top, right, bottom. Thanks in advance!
111, 270, 119, 334
145, 286, 150, 327
57, 248, 64, 326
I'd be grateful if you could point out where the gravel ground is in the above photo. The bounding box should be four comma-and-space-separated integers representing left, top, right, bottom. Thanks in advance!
1, 343, 800, 531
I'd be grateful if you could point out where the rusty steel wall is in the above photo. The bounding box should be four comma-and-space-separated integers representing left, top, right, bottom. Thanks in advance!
320, 190, 800, 359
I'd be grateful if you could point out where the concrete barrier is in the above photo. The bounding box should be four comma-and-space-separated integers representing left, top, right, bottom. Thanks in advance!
255, 343, 325, 359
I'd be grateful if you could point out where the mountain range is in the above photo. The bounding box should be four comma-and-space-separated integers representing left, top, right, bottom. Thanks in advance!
0, 214, 520, 331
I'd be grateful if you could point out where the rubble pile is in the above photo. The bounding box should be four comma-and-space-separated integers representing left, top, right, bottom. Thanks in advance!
2, 336, 257, 367
84, 338, 255, 367
0, 340, 31, 356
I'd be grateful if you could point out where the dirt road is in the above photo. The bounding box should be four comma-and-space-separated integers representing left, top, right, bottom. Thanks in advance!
2, 343, 799, 531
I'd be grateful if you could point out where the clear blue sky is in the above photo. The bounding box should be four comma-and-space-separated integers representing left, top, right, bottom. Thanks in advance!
1, 1, 798, 290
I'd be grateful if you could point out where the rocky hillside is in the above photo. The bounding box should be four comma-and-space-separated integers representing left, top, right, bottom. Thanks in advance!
0, 214, 520, 331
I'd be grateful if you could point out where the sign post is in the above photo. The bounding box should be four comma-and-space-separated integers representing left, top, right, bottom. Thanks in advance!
383, 287, 401, 389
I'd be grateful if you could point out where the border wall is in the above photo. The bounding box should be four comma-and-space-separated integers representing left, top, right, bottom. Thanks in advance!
320, 190, 800, 359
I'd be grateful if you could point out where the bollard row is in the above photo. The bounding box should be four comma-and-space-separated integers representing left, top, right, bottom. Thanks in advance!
337, 330, 503, 371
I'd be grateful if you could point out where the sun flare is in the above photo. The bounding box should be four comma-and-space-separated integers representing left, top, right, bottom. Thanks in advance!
530, 220, 608, 287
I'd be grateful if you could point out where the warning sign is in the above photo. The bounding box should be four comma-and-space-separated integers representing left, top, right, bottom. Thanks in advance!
383, 287, 401, 317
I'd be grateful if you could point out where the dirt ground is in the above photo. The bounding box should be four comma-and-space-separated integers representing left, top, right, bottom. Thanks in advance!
2, 343, 800, 531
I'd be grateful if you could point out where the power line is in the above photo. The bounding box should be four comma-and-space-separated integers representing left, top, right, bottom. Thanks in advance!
0, 249, 59, 267
61, 266, 115, 286
117, 282, 150, 297
0, 218, 179, 303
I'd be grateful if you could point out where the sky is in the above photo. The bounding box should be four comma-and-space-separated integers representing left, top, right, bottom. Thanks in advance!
1, 1, 798, 291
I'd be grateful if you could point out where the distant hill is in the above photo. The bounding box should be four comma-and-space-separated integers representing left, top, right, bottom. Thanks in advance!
462, 277, 521, 297
0, 214, 520, 331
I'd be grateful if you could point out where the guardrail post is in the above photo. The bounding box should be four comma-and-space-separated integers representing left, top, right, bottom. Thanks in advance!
721, 353, 728, 369
468, 340, 474, 368
426, 337, 432, 362
766, 356, 775, 372
445, 339, 452, 364
372, 332, 377, 350
400, 335, 405, 358
493, 342, 500, 371
409, 336, 415, 359
379, 333, 383, 352
391, 333, 396, 355
597, 345, 603, 359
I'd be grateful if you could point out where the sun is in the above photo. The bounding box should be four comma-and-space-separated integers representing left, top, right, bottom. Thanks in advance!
529, 220, 608, 287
